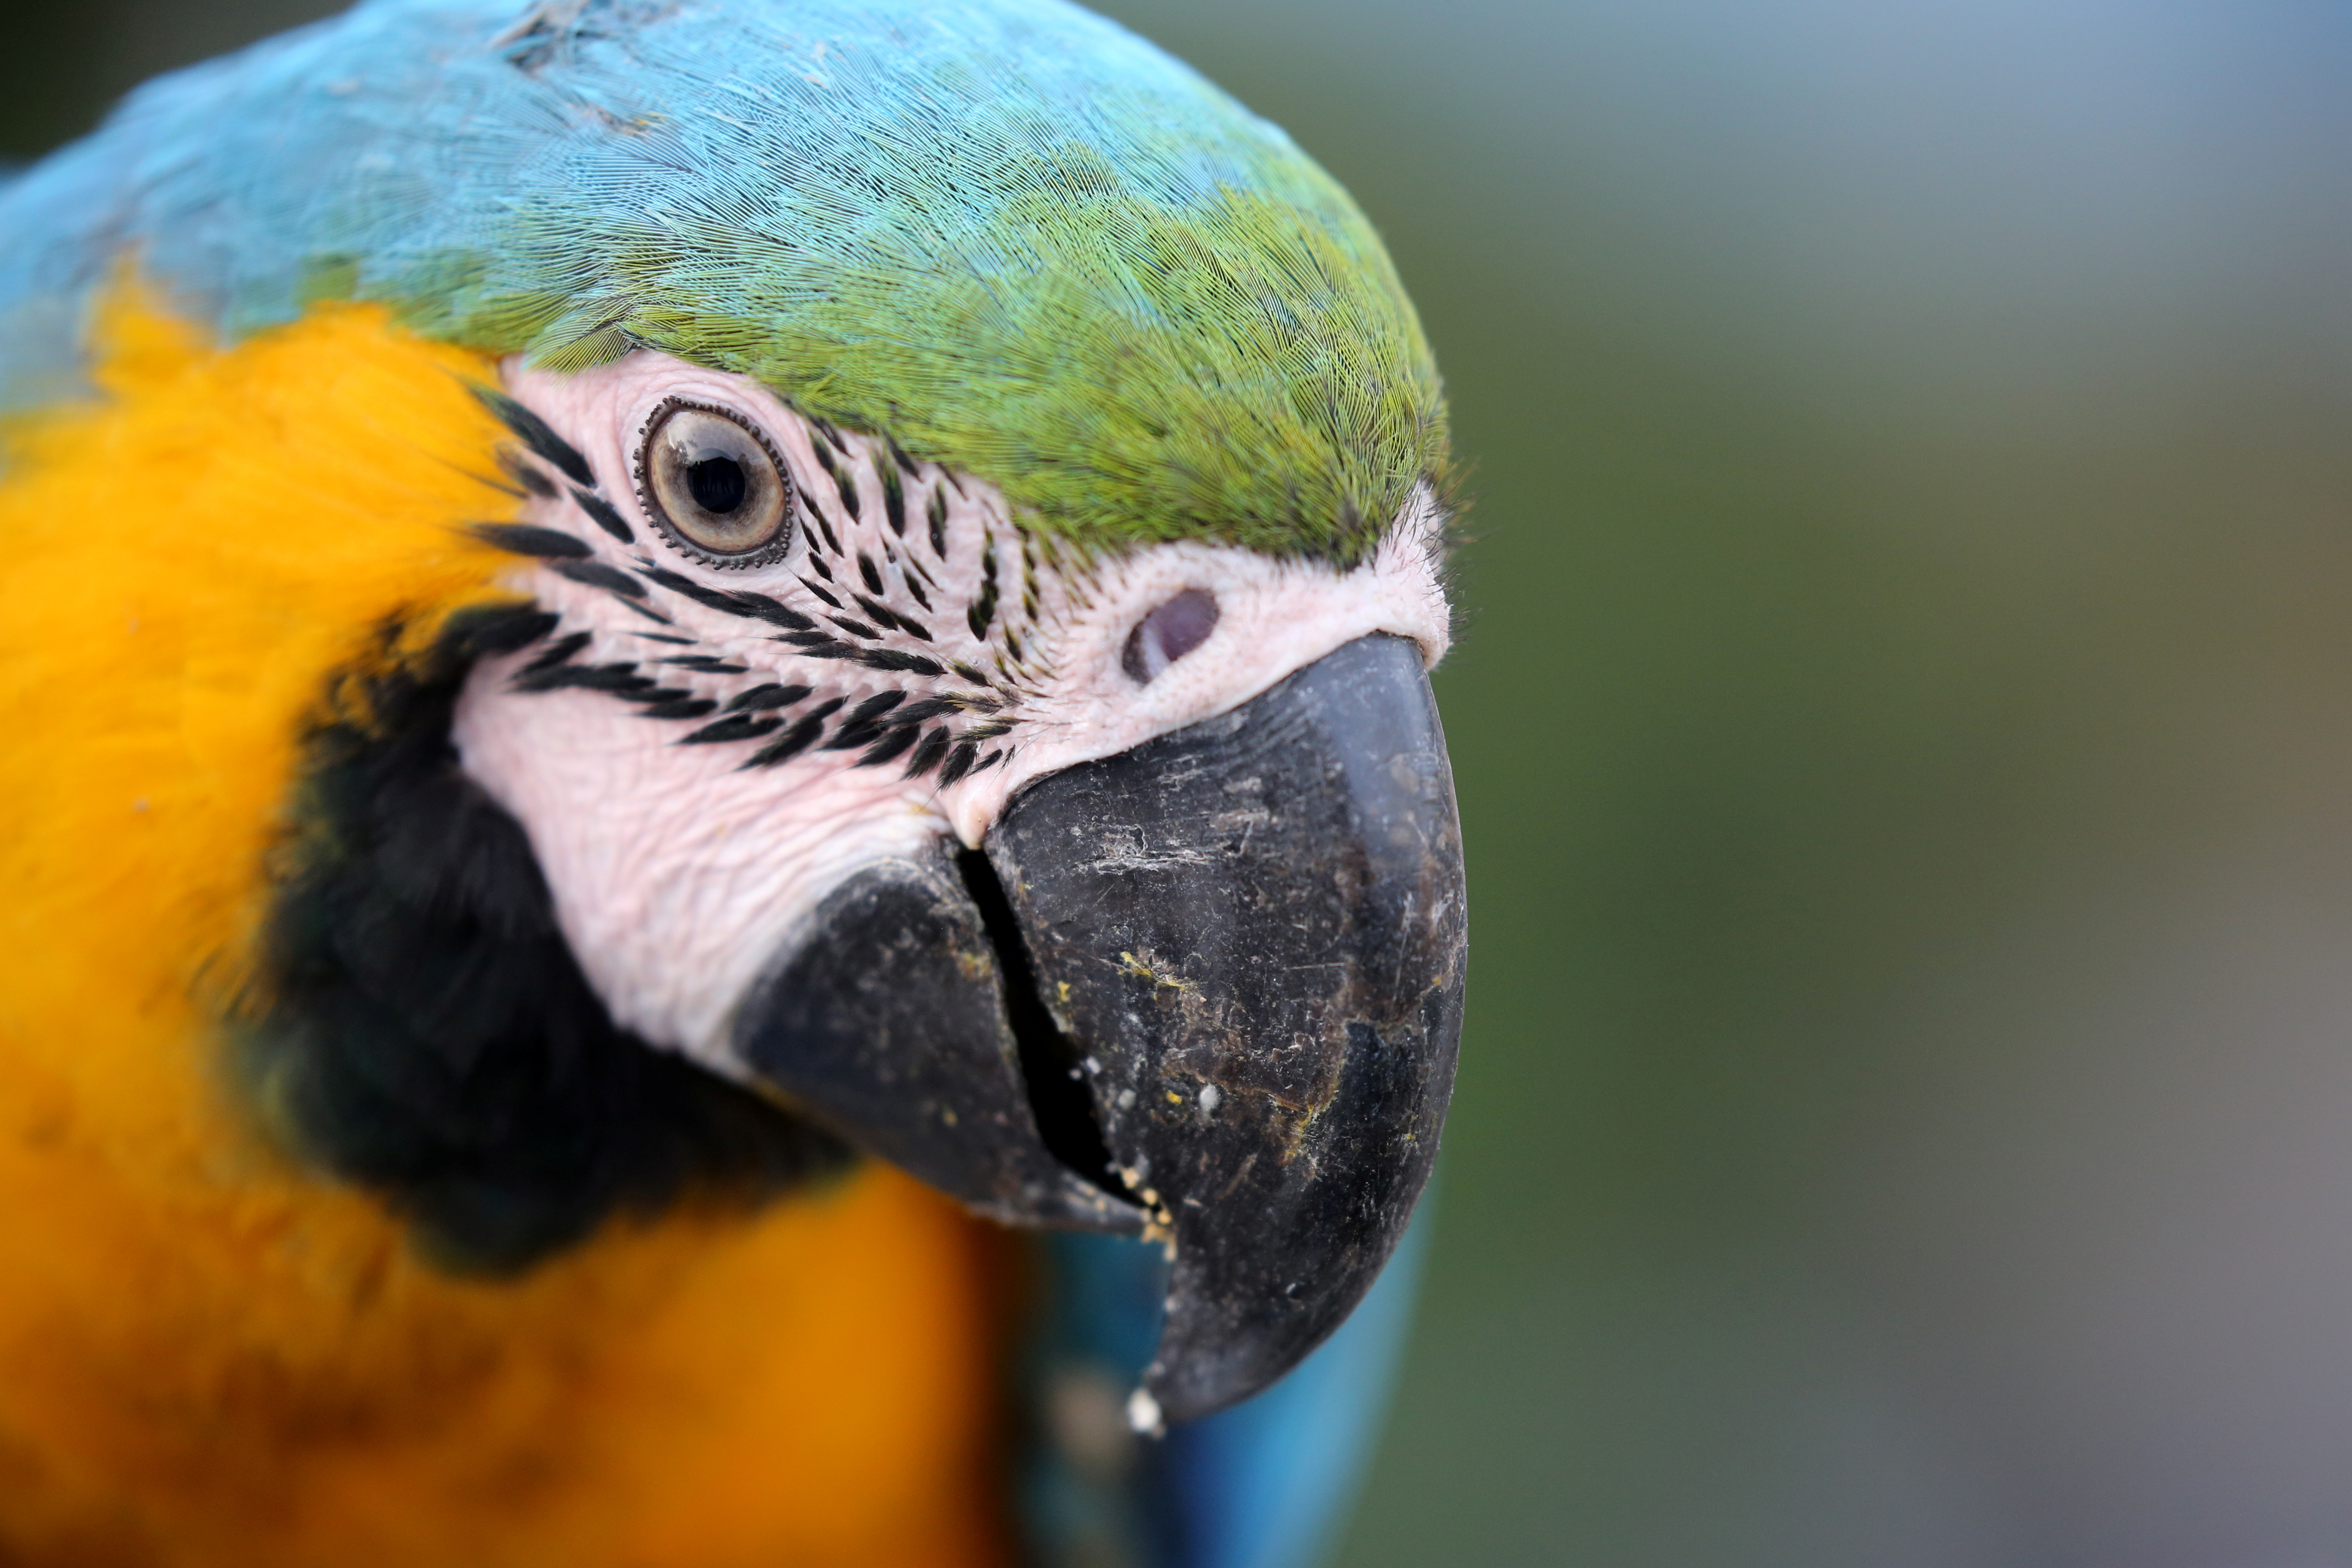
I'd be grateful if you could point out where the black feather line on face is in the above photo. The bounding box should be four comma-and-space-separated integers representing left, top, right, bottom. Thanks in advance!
518, 632, 593, 676
728, 683, 813, 712
857, 725, 920, 768
893, 696, 961, 725
854, 648, 943, 676
636, 564, 755, 617
743, 716, 824, 769
825, 691, 916, 752
473, 523, 589, 559
496, 446, 560, 499
491, 403, 1045, 781
969, 543, 1000, 640
551, 559, 646, 598
937, 741, 979, 786
637, 696, 717, 720
731, 593, 815, 632
570, 487, 635, 544
902, 727, 951, 779
801, 448, 848, 554
852, 593, 927, 642
242, 602, 846, 1274
845, 690, 908, 724
457, 603, 566, 657
612, 596, 676, 626
517, 662, 653, 695
475, 387, 596, 488
807, 434, 841, 483
743, 697, 846, 769
680, 713, 783, 745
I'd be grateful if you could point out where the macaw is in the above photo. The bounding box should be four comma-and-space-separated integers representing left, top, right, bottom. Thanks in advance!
0, 1, 1465, 1564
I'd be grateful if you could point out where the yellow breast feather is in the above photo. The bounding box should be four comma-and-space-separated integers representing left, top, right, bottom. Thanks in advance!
0, 286, 1007, 1567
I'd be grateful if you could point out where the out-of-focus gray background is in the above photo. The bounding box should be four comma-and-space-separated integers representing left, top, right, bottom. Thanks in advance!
11, 3, 2352, 1563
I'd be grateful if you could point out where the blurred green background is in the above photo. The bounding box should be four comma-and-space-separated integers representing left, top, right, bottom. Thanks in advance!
10, 2, 2352, 1563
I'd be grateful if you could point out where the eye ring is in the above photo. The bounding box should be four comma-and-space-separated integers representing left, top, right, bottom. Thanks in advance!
633, 398, 796, 568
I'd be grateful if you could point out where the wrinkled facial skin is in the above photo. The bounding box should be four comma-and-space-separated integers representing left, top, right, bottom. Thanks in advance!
451, 350, 1465, 1421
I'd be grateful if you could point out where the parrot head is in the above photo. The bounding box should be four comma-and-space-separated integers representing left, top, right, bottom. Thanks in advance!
6, 0, 1467, 1430
423, 351, 1458, 1426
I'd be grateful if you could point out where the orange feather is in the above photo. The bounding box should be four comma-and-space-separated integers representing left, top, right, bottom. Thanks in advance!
0, 286, 1009, 1567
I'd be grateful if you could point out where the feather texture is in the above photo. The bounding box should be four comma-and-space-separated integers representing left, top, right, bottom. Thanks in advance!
0, 284, 1009, 1568
0, 0, 1448, 559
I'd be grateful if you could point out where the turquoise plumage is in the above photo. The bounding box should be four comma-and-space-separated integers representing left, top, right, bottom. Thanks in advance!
0, 0, 1445, 559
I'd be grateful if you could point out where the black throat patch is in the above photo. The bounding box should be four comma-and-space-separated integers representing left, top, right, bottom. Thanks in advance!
238, 603, 849, 1273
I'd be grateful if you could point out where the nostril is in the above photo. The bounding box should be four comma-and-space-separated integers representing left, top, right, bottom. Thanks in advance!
1121, 588, 1220, 685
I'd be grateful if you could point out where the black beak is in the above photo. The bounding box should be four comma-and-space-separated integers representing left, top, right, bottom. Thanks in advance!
733, 633, 1467, 1422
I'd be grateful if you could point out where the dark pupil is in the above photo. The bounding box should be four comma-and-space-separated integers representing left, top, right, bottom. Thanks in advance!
685, 453, 747, 514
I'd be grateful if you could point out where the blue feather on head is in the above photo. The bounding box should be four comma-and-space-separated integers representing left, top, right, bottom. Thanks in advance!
0, 0, 1448, 559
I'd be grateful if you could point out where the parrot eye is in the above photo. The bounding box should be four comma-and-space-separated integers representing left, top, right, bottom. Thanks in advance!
636, 400, 794, 567
1121, 588, 1220, 683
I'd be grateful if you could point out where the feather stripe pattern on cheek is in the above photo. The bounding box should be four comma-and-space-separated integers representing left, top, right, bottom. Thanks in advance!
470, 396, 1052, 786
